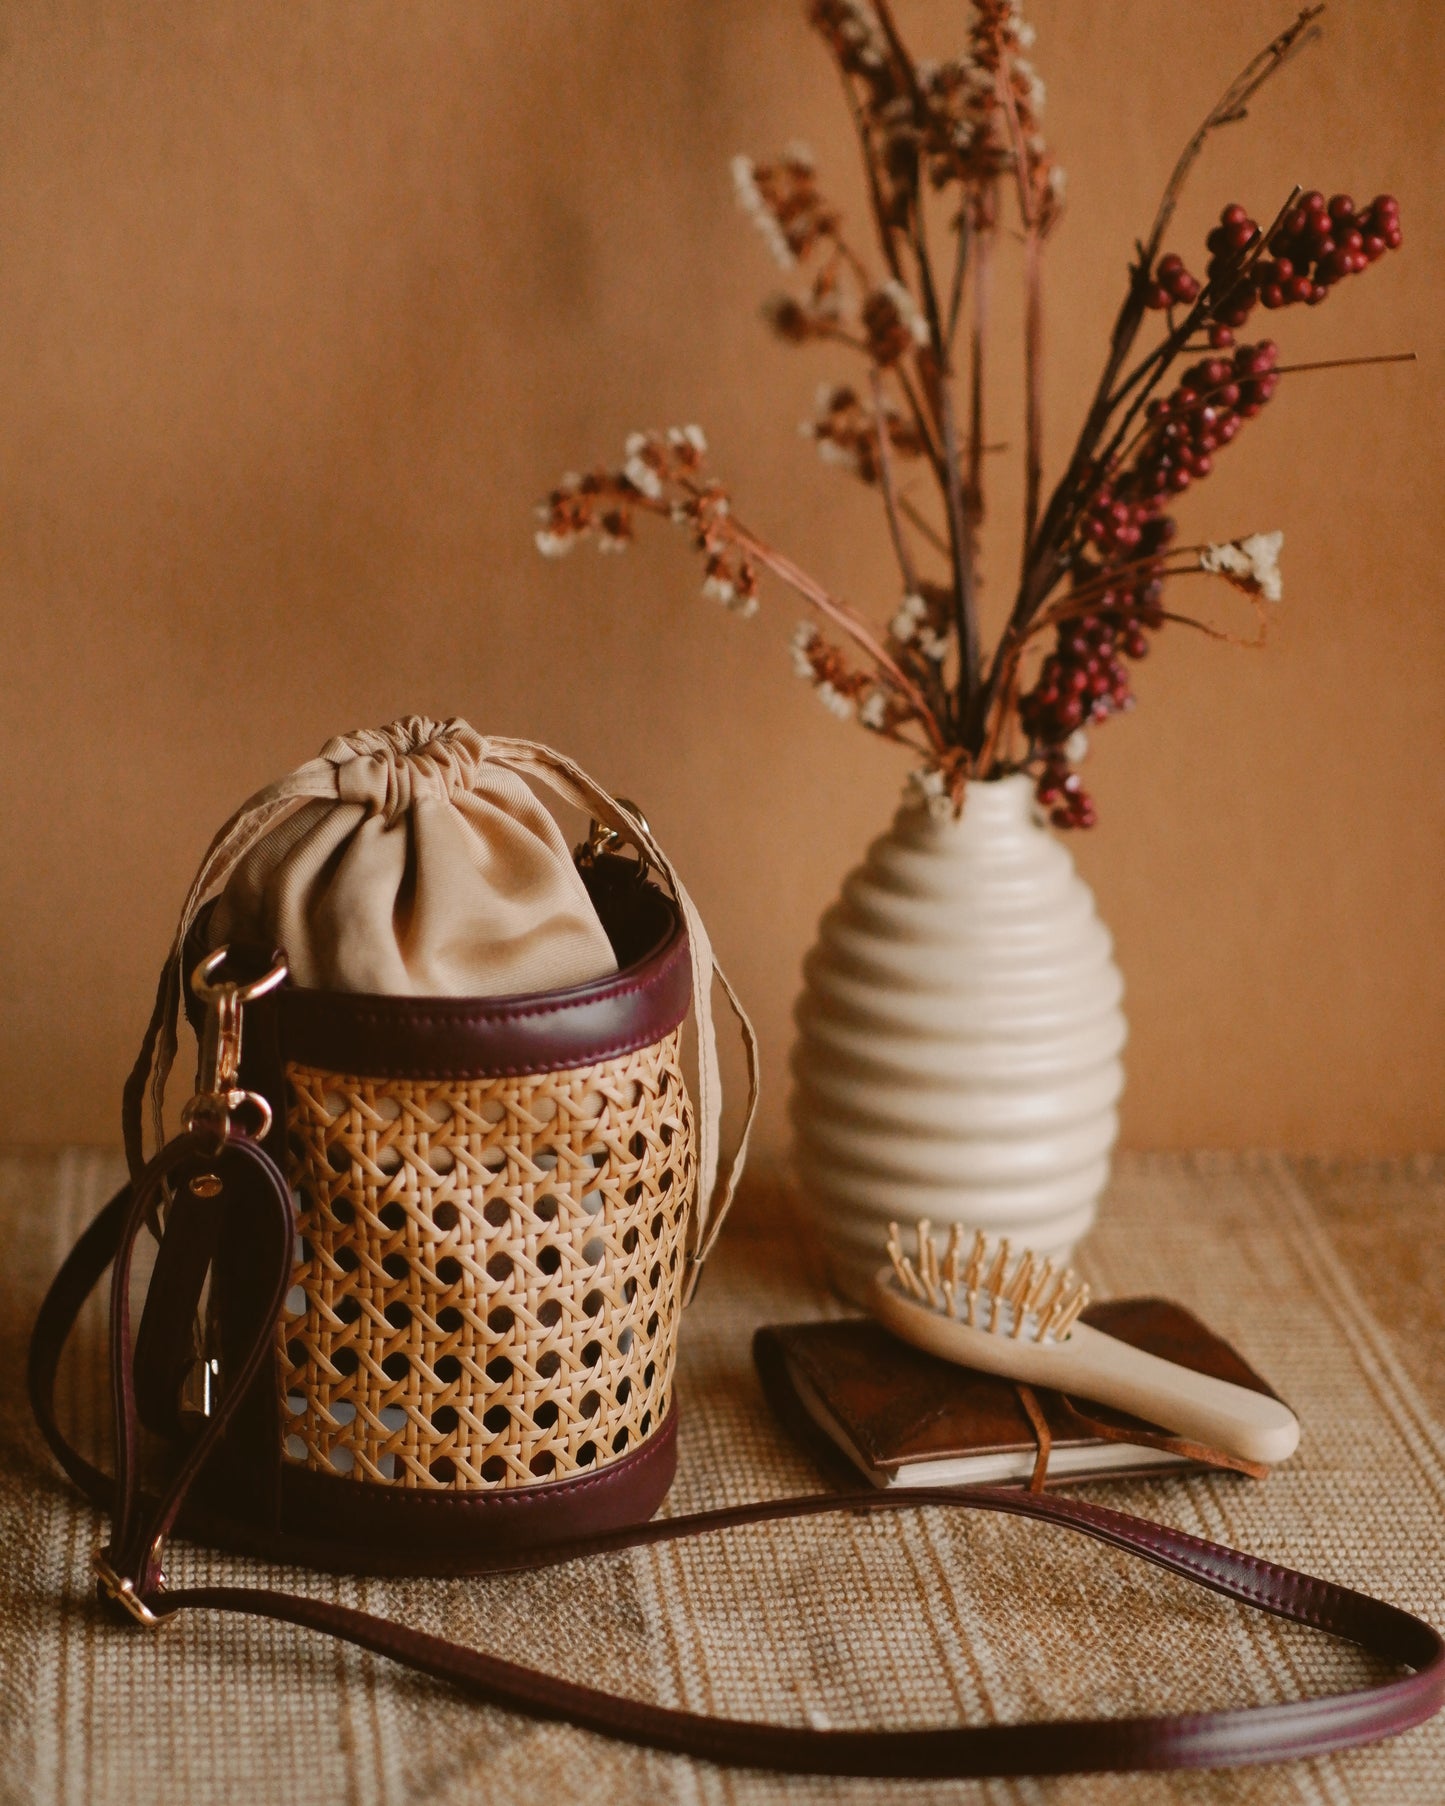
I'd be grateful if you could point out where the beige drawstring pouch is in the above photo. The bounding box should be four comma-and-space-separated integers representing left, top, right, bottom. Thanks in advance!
207, 718, 617, 996
127, 715, 757, 1276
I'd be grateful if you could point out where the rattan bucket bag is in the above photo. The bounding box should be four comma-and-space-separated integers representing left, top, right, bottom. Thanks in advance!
85, 718, 756, 1568
28, 716, 1445, 1780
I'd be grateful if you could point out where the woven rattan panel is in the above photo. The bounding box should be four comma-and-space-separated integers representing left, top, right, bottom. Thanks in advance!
275, 1029, 694, 1489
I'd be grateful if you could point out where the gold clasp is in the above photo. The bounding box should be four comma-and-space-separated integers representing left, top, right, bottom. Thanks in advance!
574, 797, 653, 884
180, 947, 289, 1144
94, 1540, 168, 1629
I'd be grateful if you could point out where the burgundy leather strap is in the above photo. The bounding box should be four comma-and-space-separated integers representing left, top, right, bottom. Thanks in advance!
28, 1168, 1445, 1779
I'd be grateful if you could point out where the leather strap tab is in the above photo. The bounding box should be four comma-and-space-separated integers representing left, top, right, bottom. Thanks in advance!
132, 1184, 225, 1440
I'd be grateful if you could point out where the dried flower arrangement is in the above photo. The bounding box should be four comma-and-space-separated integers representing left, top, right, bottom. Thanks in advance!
534, 2, 1405, 826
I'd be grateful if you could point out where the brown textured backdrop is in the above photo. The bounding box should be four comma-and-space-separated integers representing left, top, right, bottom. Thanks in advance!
0, 0, 1439, 1155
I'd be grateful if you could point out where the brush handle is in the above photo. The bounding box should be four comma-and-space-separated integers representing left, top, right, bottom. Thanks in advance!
871, 1273, 1299, 1467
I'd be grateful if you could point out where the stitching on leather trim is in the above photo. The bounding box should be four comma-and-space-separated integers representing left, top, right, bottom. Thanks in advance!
288, 941, 689, 1030
284, 1029, 690, 1081
997, 1497, 1350, 1625
1097, 1538, 1331, 1620
338, 985, 662, 1028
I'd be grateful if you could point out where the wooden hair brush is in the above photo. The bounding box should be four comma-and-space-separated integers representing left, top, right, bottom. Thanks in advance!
871, 1222, 1299, 1468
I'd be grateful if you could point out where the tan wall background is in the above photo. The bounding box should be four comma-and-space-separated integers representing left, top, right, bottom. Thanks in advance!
1, 0, 1440, 1156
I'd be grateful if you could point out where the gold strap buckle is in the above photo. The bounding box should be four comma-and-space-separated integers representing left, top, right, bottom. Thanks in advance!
94, 1546, 168, 1629
180, 947, 289, 1144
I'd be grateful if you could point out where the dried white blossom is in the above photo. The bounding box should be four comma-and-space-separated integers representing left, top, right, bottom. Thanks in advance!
906, 765, 953, 821
597, 529, 629, 554
1048, 165, 1067, 202
668, 423, 707, 454
890, 592, 925, 641
835, 0, 886, 67
622, 431, 663, 500
1014, 58, 1046, 112
731, 154, 795, 269
534, 529, 573, 558
625, 462, 662, 499
882, 279, 930, 347
890, 592, 947, 661
858, 688, 888, 730
1064, 728, 1088, 763
816, 681, 855, 721
1200, 529, 1284, 603
702, 572, 736, 605
731, 154, 762, 213
790, 620, 819, 679
816, 438, 861, 473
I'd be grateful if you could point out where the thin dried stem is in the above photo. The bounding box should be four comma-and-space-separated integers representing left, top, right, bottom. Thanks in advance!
895, 364, 949, 478
1141, 7, 1324, 268
946, 212, 971, 353
870, 367, 921, 596
1031, 561, 1269, 638
967, 218, 992, 515
1274, 350, 1416, 376
833, 65, 905, 285
992, 60, 1046, 556
720, 514, 947, 751
1021, 228, 1044, 550
899, 495, 953, 559
911, 192, 980, 711
867, 0, 981, 723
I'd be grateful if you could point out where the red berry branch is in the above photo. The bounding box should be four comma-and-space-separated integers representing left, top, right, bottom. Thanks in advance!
534, 2, 1410, 825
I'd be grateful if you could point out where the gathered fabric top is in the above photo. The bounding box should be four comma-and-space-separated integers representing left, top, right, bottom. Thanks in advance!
208, 716, 618, 998
324, 717, 492, 823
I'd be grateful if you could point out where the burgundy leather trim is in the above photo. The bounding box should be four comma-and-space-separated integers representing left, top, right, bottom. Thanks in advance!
272, 1408, 678, 1574
185, 861, 691, 1080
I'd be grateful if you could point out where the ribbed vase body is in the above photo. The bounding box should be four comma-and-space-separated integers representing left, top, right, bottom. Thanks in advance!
790, 773, 1126, 1304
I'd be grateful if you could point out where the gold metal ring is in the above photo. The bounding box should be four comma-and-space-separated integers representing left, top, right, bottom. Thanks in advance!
180, 1088, 273, 1143
189, 947, 289, 1006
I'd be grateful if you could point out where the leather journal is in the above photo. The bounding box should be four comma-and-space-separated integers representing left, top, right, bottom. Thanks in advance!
754, 1297, 1286, 1491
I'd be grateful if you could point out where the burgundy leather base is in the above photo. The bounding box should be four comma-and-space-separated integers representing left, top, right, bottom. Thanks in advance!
255, 1410, 679, 1576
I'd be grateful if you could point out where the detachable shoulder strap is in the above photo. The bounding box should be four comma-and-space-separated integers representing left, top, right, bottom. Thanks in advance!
28, 1153, 1445, 1781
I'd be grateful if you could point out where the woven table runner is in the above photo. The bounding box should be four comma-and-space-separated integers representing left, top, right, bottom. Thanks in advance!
2, 1150, 1442, 1806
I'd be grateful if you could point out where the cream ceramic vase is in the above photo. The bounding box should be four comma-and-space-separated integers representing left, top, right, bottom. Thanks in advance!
790, 772, 1126, 1304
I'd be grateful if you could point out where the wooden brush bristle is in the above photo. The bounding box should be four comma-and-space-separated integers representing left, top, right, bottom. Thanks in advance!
884, 1223, 1090, 1342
